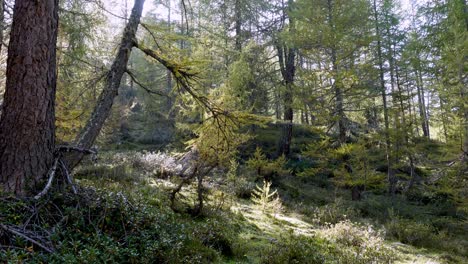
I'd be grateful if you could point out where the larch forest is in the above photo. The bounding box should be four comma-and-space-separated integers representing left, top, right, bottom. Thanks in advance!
0, 0, 466, 263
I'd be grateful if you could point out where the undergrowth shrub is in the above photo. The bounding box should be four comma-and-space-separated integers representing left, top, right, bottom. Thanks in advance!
320, 220, 396, 263
225, 160, 256, 199
0, 185, 241, 263
247, 147, 290, 181
230, 176, 256, 199
309, 199, 358, 225
251, 180, 282, 214
384, 210, 455, 251
260, 233, 327, 264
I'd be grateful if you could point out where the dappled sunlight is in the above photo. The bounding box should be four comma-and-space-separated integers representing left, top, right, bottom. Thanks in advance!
1, 0, 466, 261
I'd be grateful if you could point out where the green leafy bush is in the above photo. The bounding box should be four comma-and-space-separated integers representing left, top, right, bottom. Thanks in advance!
309, 199, 359, 225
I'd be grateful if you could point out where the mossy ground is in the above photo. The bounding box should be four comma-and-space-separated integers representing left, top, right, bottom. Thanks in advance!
1, 149, 466, 263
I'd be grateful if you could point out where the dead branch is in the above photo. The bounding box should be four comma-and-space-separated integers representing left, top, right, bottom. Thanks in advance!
59, 159, 77, 194
56, 145, 96, 155
0, 223, 54, 253
34, 158, 59, 200
170, 167, 198, 211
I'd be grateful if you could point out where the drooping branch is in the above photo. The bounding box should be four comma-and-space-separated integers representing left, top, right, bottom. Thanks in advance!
139, 22, 163, 51
134, 42, 223, 117
125, 68, 168, 97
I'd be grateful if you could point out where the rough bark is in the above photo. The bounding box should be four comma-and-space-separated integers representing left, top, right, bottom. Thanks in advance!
0, 0, 4, 55
0, 0, 59, 196
66, 0, 145, 169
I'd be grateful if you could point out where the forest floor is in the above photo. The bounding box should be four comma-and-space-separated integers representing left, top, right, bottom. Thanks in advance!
1, 149, 466, 263
140, 148, 466, 264
230, 200, 446, 264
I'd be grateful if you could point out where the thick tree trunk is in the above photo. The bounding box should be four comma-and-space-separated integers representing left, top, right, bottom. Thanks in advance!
279, 81, 294, 156
66, 0, 145, 169
351, 185, 364, 201
0, 0, 4, 55
0, 0, 59, 196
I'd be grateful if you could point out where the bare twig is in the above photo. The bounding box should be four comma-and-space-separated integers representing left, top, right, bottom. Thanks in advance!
59, 159, 77, 194
34, 158, 60, 200
0, 224, 54, 253
125, 69, 168, 97
139, 23, 163, 51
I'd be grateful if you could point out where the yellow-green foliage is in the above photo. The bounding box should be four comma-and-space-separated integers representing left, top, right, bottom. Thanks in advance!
299, 137, 333, 178
226, 159, 239, 183
187, 113, 251, 168
251, 180, 282, 213
221, 42, 271, 114
246, 147, 291, 179
331, 142, 385, 189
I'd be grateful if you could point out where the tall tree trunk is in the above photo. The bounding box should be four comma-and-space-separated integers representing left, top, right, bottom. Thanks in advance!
234, 0, 242, 52
455, 0, 468, 157
331, 49, 346, 144
221, 1, 229, 74
166, 0, 173, 114
0, 0, 4, 55
276, 43, 295, 157
0, 0, 59, 196
460, 58, 468, 160
395, 49, 417, 191
415, 69, 430, 138
66, 0, 145, 169
328, 0, 346, 144
276, 0, 296, 157
373, 0, 395, 196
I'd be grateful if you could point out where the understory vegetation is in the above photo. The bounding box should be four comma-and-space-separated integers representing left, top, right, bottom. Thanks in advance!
0, 0, 467, 263
1, 131, 466, 263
